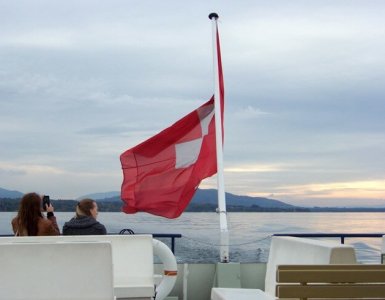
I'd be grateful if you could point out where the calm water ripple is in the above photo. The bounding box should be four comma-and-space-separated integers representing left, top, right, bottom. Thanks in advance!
1, 212, 384, 263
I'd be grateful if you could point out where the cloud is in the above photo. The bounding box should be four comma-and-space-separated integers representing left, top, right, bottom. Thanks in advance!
0, 168, 26, 176
1, 1, 385, 205
0, 162, 65, 175
225, 164, 284, 173
280, 180, 385, 198
232, 106, 269, 120
0, 30, 74, 49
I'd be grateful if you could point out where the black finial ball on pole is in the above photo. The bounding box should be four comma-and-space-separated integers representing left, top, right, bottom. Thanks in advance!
208, 13, 219, 20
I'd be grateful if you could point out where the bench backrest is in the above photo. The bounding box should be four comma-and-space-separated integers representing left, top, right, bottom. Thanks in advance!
0, 242, 114, 300
0, 235, 154, 297
276, 264, 385, 299
265, 236, 357, 296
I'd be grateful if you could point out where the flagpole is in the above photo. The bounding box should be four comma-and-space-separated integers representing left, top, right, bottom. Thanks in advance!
209, 12, 229, 263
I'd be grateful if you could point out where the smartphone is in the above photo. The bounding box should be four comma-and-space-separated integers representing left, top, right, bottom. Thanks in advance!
42, 195, 50, 210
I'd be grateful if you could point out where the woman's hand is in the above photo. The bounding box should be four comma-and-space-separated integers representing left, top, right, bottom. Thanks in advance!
46, 203, 54, 213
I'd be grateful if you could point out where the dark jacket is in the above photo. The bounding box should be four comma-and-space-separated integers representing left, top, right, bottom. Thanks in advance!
62, 216, 107, 235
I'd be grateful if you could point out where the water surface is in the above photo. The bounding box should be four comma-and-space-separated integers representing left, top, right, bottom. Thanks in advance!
1, 212, 384, 263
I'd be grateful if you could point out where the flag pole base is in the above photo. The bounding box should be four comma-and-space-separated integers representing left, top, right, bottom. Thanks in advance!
215, 262, 241, 288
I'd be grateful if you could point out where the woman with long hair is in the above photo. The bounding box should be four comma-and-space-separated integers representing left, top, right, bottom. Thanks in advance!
62, 198, 106, 235
12, 192, 60, 236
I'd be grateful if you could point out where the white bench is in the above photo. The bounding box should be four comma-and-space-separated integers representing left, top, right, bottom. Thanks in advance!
210, 236, 357, 300
211, 288, 275, 300
0, 242, 114, 300
0, 235, 155, 299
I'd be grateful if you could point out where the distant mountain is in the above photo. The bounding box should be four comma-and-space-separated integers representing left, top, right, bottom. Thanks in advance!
192, 189, 294, 208
77, 191, 120, 200
86, 188, 294, 209
2, 187, 385, 212
0, 187, 23, 199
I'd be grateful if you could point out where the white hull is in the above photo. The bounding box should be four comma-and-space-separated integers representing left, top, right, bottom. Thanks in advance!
155, 262, 267, 300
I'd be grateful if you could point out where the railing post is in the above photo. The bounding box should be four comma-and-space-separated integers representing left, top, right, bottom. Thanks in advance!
171, 237, 175, 254
151, 233, 181, 254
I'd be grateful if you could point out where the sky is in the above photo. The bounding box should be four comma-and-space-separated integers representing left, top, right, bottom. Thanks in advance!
1, 0, 385, 207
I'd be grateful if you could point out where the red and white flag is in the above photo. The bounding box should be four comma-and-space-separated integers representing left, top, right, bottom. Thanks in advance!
120, 24, 224, 218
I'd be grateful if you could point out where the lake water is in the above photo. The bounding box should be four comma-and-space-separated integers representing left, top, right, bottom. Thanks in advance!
1, 212, 384, 264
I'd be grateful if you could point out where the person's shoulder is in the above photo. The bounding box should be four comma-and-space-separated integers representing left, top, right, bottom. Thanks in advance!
93, 221, 107, 233
62, 224, 71, 235
63, 217, 76, 224
94, 221, 106, 229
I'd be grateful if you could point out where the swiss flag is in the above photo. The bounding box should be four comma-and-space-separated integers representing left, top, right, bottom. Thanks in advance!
120, 25, 224, 218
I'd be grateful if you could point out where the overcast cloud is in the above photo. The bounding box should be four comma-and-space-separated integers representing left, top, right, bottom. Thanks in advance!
1, 0, 385, 207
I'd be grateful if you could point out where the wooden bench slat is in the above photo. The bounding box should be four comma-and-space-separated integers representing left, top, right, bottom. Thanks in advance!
277, 269, 385, 283
277, 284, 385, 298
276, 264, 385, 299
277, 264, 385, 270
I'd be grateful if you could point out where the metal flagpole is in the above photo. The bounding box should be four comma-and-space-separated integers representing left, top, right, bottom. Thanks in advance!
209, 12, 229, 263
